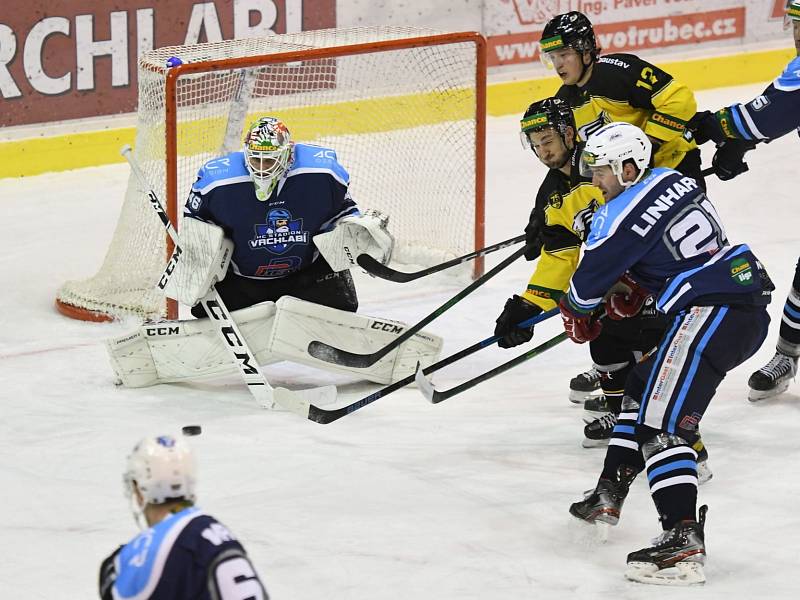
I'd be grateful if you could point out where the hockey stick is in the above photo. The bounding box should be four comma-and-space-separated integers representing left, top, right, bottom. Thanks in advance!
120, 145, 335, 414
308, 243, 532, 368
701, 164, 748, 178
415, 330, 569, 404
302, 308, 560, 423
356, 234, 526, 283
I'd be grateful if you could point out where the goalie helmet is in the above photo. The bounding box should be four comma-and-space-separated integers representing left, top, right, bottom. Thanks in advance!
580, 122, 651, 187
123, 434, 197, 518
244, 116, 293, 201
540, 11, 600, 67
519, 97, 576, 152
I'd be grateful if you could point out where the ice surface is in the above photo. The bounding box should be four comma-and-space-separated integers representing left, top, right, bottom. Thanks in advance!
1, 82, 798, 598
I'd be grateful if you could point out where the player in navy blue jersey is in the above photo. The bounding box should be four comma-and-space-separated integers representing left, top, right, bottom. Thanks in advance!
99, 434, 268, 600
560, 122, 773, 585
688, 1, 800, 401
176, 116, 391, 318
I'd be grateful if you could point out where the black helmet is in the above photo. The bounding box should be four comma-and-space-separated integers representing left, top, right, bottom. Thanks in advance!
520, 97, 576, 152
540, 11, 599, 60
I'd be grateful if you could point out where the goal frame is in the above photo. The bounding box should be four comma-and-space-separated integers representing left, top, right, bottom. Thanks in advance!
159, 31, 486, 320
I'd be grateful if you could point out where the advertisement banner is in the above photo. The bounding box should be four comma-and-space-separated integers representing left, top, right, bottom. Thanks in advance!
485, 0, 787, 67
0, 0, 335, 127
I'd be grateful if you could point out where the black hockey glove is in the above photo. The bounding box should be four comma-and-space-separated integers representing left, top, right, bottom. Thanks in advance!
711, 139, 756, 181
687, 110, 725, 146
495, 295, 543, 348
99, 545, 123, 600
523, 210, 544, 261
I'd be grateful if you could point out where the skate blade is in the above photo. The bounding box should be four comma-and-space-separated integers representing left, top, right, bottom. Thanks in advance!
581, 437, 610, 449
748, 380, 790, 402
625, 561, 705, 586
569, 390, 590, 404
582, 409, 608, 423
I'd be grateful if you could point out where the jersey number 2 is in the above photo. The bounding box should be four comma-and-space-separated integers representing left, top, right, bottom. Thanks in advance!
665, 196, 726, 260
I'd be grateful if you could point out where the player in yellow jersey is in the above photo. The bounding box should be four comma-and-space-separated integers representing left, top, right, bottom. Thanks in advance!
540, 11, 705, 189
494, 98, 678, 450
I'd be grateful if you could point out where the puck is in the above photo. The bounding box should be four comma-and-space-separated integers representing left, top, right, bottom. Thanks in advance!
181, 425, 202, 436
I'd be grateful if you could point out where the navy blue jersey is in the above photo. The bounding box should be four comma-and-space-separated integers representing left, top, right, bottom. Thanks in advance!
110, 507, 267, 600
718, 55, 800, 141
185, 143, 359, 280
567, 168, 772, 315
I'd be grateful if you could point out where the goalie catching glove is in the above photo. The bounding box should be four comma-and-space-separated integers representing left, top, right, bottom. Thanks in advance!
161, 218, 233, 306
313, 209, 395, 272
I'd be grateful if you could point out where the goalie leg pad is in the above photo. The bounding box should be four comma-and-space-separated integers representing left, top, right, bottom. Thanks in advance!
106, 303, 278, 387
268, 296, 442, 384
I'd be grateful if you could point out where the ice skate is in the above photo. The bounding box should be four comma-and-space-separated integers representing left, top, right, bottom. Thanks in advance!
583, 394, 611, 422
625, 505, 707, 586
748, 352, 798, 401
569, 466, 637, 526
582, 412, 617, 448
569, 367, 602, 403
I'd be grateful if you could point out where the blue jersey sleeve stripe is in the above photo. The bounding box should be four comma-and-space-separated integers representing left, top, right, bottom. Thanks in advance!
738, 104, 767, 140
195, 175, 252, 195
729, 105, 754, 140
286, 166, 349, 188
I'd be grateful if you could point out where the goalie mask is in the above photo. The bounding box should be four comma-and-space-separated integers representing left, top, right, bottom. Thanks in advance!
244, 116, 293, 201
580, 122, 651, 188
123, 434, 196, 526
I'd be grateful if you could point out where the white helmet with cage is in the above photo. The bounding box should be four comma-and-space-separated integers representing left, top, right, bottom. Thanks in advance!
580, 122, 652, 187
123, 434, 196, 523
244, 116, 293, 201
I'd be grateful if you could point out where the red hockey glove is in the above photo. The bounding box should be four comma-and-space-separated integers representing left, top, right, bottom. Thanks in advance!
605, 274, 651, 321
558, 296, 602, 344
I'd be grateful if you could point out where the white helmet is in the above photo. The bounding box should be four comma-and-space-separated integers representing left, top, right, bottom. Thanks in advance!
244, 116, 293, 201
580, 122, 651, 187
123, 435, 197, 514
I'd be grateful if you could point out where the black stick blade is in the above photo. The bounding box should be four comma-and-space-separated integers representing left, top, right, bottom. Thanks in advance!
307, 340, 382, 368
356, 255, 420, 282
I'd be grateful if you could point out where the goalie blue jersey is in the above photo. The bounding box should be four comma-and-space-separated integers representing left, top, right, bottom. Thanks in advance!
111, 506, 268, 600
185, 143, 359, 279
719, 55, 800, 141
567, 168, 773, 315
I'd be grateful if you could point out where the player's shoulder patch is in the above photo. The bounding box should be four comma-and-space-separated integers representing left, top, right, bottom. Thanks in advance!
114, 507, 205, 600
287, 143, 350, 186
194, 152, 251, 194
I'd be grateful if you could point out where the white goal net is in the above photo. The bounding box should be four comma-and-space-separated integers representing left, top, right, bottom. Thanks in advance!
56, 26, 486, 321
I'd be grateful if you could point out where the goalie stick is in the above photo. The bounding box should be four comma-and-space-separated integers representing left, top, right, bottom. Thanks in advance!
308, 243, 532, 369
356, 234, 527, 283
120, 145, 334, 414
300, 308, 559, 423
415, 331, 569, 403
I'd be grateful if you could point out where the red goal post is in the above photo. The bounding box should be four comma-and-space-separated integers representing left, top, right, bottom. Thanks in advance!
56, 27, 487, 322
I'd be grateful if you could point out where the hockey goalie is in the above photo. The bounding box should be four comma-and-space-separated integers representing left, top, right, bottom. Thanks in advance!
107, 116, 442, 392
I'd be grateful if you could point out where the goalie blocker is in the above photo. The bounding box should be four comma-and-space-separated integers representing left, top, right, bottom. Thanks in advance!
107, 296, 442, 389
